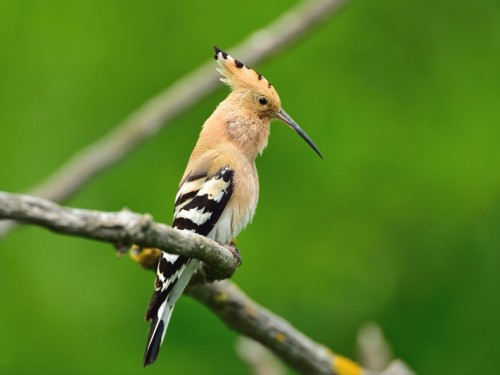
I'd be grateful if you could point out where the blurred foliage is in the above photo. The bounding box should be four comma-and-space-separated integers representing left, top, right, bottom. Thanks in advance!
1, 0, 499, 374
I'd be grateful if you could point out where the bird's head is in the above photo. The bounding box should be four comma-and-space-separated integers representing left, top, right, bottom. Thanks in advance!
213, 46, 323, 159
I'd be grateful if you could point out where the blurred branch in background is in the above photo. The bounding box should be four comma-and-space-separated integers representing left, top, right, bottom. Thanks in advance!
0, 191, 415, 375
358, 323, 393, 372
0, 0, 350, 238
236, 337, 287, 375
357, 323, 415, 375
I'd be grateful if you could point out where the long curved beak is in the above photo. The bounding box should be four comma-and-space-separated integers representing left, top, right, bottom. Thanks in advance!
275, 109, 323, 159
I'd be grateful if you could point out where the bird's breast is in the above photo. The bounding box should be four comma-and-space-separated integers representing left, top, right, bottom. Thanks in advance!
209, 161, 259, 243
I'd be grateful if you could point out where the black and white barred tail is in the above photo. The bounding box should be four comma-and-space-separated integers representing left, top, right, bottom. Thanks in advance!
143, 166, 234, 366
143, 255, 199, 366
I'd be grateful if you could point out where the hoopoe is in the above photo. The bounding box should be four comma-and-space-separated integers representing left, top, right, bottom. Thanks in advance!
143, 46, 323, 366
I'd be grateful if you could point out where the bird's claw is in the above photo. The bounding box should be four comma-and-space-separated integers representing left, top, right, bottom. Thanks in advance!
220, 242, 242, 266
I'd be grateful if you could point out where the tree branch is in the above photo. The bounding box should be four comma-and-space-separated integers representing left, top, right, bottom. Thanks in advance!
0, 191, 238, 280
188, 281, 367, 375
0, 190, 378, 375
0, 0, 350, 238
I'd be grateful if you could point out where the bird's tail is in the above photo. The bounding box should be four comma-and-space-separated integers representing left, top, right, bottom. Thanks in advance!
143, 253, 199, 366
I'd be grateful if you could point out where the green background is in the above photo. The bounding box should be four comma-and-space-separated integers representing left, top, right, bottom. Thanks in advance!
1, 0, 499, 374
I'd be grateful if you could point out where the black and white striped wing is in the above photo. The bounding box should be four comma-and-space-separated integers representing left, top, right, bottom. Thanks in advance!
172, 165, 234, 235
145, 166, 234, 320
143, 166, 234, 366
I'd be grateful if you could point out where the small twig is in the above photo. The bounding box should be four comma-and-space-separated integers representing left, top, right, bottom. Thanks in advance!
357, 322, 416, 375
358, 322, 393, 372
380, 361, 416, 375
0, 0, 350, 238
236, 336, 287, 375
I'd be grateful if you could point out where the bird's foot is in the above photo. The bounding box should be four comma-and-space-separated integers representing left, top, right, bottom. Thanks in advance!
219, 241, 242, 266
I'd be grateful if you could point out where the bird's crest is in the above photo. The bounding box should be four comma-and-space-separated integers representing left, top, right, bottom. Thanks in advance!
213, 46, 280, 103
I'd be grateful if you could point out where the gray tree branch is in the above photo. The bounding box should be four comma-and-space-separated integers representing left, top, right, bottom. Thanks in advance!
0, 190, 382, 375
0, 191, 238, 280
0, 0, 349, 238
188, 280, 363, 375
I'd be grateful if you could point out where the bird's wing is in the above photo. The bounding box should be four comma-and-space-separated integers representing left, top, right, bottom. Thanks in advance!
172, 165, 234, 235
143, 165, 234, 366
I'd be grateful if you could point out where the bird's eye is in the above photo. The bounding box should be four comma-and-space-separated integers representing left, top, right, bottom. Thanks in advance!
258, 96, 268, 105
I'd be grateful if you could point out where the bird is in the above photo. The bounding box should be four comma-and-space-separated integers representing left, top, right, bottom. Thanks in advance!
142, 46, 323, 366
